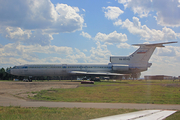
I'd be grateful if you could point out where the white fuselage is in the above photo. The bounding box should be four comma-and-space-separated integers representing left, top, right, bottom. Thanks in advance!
9, 63, 111, 76
8, 63, 146, 77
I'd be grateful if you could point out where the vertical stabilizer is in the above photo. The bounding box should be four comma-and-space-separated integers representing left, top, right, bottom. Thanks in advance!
129, 41, 177, 67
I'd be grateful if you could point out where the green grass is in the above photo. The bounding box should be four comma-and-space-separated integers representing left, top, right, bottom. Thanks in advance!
165, 111, 180, 120
0, 80, 13, 81
1, 80, 180, 120
31, 80, 180, 104
0, 106, 179, 120
0, 106, 137, 120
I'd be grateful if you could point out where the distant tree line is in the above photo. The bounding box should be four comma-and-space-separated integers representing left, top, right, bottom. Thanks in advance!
0, 67, 16, 80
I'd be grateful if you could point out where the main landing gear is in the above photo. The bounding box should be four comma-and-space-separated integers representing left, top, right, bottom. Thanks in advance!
28, 76, 32, 82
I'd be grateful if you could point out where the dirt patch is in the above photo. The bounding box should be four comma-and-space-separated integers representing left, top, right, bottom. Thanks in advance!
0, 81, 80, 100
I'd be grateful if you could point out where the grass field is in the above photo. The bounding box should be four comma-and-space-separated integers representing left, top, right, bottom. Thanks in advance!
31, 80, 180, 104
1, 80, 180, 120
0, 106, 137, 120
0, 106, 179, 120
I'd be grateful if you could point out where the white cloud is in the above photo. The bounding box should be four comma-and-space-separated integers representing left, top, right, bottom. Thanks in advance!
116, 42, 131, 48
103, 6, 124, 20
113, 19, 123, 26
122, 0, 151, 18
0, 0, 85, 46
121, 17, 180, 41
89, 42, 111, 63
65, 41, 112, 63
0, 0, 54, 29
5, 27, 31, 41
118, 0, 132, 8
26, 30, 53, 46
142, 59, 180, 77
0, 0, 84, 32
52, 3, 84, 33
67, 42, 112, 63
0, 42, 77, 68
80, 31, 92, 39
105, 42, 113, 45
83, 49, 88, 52
0, 43, 73, 61
67, 48, 88, 63
82, 8, 86, 12
118, 0, 180, 27
94, 31, 127, 44
27, 45, 73, 55
2, 27, 53, 46
142, 45, 180, 77
156, 46, 180, 57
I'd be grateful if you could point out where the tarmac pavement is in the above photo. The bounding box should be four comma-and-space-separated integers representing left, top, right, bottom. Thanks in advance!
0, 95, 180, 110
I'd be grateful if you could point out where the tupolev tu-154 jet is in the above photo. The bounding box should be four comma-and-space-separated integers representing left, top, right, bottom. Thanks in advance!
7, 41, 177, 81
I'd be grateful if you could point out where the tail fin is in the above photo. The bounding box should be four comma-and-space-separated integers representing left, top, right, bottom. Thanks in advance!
129, 41, 177, 67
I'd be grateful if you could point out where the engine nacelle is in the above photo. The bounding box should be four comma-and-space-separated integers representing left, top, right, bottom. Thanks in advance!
112, 64, 129, 71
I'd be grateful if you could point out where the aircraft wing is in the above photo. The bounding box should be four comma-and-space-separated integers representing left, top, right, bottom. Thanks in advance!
91, 110, 176, 120
69, 71, 127, 76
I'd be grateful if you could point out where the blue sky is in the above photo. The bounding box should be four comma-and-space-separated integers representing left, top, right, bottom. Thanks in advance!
0, 0, 180, 77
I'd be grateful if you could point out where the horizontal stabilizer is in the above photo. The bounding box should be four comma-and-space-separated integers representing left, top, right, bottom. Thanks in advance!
133, 41, 177, 47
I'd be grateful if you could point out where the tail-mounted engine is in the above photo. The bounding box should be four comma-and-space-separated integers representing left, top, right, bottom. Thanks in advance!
112, 64, 129, 71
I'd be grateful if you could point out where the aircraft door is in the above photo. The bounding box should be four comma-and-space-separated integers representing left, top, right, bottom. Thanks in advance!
62, 64, 67, 69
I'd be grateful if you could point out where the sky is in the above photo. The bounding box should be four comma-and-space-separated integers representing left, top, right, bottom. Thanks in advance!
0, 0, 180, 77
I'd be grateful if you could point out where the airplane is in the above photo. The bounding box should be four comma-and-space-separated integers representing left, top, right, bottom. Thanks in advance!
6, 41, 177, 81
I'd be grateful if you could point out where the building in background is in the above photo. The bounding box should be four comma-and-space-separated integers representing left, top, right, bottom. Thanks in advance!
144, 75, 173, 80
